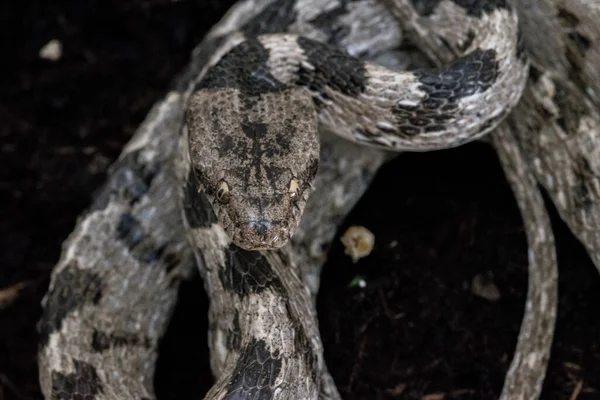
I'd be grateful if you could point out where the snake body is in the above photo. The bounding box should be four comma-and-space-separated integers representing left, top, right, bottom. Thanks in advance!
37, 0, 600, 399
185, 0, 528, 250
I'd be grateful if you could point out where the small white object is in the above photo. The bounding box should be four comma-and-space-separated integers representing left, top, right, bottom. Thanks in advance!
340, 225, 375, 263
39, 39, 62, 61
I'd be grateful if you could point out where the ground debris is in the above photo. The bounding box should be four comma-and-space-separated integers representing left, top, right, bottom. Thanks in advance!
39, 39, 62, 61
340, 225, 375, 263
0, 281, 32, 309
470, 272, 501, 301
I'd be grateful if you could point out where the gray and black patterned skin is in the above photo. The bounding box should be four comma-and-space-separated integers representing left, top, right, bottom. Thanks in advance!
36, 90, 200, 399
177, 118, 332, 399
185, 0, 530, 250
38, 1, 600, 400
38, 2, 404, 399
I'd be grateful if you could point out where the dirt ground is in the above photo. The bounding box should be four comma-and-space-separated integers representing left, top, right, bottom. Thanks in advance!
1, 1, 599, 399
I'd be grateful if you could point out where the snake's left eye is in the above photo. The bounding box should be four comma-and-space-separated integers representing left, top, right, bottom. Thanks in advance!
288, 178, 300, 201
216, 180, 230, 204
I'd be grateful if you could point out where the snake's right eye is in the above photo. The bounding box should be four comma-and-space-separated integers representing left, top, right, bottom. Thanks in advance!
216, 180, 230, 204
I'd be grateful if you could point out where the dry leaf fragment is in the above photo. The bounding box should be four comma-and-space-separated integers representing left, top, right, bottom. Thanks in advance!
340, 225, 375, 262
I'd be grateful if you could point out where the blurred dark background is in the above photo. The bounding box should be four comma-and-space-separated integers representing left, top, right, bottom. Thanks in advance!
1, 1, 598, 399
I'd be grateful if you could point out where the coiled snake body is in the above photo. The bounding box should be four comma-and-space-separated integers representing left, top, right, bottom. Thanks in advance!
185, 1, 528, 250
37, 0, 600, 399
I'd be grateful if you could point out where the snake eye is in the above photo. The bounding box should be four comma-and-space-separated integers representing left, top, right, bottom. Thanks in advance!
288, 178, 301, 201
216, 180, 230, 204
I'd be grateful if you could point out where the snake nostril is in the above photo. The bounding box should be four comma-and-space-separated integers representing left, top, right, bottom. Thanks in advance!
251, 219, 271, 238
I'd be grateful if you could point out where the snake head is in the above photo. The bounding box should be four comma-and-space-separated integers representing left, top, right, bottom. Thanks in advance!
186, 86, 319, 250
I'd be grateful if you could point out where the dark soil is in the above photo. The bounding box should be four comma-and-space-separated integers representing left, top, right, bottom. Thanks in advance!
1, 1, 599, 399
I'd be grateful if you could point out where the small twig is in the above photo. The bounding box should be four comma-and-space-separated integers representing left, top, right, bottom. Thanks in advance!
0, 281, 32, 309
569, 380, 584, 400
422, 393, 445, 400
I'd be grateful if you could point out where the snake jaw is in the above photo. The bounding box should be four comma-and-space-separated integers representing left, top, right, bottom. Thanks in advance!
233, 218, 291, 250
219, 191, 303, 250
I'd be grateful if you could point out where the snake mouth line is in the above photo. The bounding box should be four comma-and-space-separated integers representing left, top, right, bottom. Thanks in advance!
229, 218, 292, 250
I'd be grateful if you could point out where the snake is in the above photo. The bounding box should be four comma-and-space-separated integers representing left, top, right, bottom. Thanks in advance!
37, 0, 600, 399
184, 0, 528, 250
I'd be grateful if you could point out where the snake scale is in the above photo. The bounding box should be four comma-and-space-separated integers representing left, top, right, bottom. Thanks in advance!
37, 0, 600, 399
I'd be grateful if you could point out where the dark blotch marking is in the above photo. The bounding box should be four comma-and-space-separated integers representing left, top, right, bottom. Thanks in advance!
174, 35, 228, 93
552, 85, 588, 136
51, 360, 103, 400
227, 310, 243, 352
567, 31, 591, 55
162, 250, 182, 274
408, 0, 509, 17
242, 0, 299, 36
218, 134, 236, 156
38, 262, 104, 348
572, 157, 599, 210
557, 7, 580, 28
308, 0, 362, 50
215, 117, 293, 193
184, 168, 218, 228
573, 180, 594, 210
218, 246, 282, 297
564, 30, 591, 91
225, 338, 282, 400
242, 122, 268, 139
91, 330, 151, 353
117, 213, 145, 250
196, 39, 288, 95
394, 49, 499, 136
90, 150, 160, 212
417, 48, 499, 98
241, 122, 272, 185
436, 35, 456, 56
458, 29, 476, 52
295, 36, 368, 105
556, 8, 590, 82
528, 65, 543, 83
556, 116, 568, 133
116, 213, 167, 264
243, 0, 361, 50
